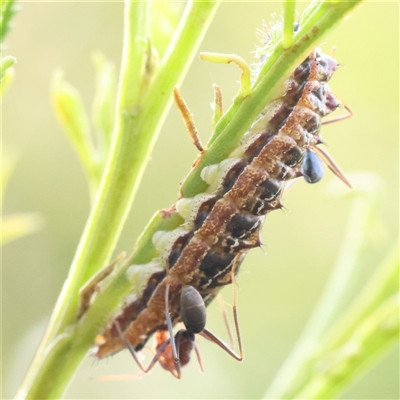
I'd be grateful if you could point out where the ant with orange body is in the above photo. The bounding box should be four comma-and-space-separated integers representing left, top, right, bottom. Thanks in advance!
114, 256, 243, 379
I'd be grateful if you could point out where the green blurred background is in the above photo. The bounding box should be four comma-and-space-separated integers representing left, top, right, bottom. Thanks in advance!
2, 1, 398, 399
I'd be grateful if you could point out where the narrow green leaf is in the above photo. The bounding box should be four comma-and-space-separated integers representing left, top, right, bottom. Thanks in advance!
0, 63, 14, 97
282, 0, 296, 48
0, 0, 17, 44
271, 241, 399, 399
315, 242, 399, 356
148, 0, 185, 59
199, 52, 252, 98
297, 292, 399, 399
51, 70, 100, 194
265, 173, 382, 399
0, 55, 15, 80
1, 213, 43, 245
91, 52, 117, 156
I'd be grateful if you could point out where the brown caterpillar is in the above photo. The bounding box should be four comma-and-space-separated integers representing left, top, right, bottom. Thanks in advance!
90, 47, 347, 368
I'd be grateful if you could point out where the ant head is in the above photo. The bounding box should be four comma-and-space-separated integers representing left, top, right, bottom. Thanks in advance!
180, 285, 207, 334
175, 330, 196, 369
157, 329, 196, 378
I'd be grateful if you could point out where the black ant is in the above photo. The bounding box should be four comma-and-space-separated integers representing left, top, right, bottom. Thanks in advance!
114, 258, 243, 379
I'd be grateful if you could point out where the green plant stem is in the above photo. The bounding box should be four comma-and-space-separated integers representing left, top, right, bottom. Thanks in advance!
293, 243, 399, 399
282, 0, 296, 48
298, 296, 399, 399
265, 180, 378, 399
16, 1, 220, 399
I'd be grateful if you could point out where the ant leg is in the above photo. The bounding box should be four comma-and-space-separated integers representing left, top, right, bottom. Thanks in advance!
171, 329, 183, 379
230, 253, 244, 360
173, 87, 203, 152
115, 320, 172, 375
282, 178, 299, 194
322, 103, 353, 125
201, 326, 243, 361
165, 284, 178, 361
115, 321, 147, 372
193, 342, 204, 372
311, 145, 352, 188
217, 294, 234, 348
92, 322, 173, 381
165, 283, 182, 378
78, 252, 126, 318
201, 254, 244, 361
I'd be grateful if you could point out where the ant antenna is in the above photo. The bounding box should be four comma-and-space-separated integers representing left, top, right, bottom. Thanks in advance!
217, 294, 234, 348
322, 103, 353, 126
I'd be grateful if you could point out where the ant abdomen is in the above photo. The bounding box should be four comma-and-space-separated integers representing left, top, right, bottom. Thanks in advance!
301, 149, 324, 183
180, 285, 207, 334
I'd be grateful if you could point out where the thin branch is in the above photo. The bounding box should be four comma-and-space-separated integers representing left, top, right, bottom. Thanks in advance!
282, 0, 296, 48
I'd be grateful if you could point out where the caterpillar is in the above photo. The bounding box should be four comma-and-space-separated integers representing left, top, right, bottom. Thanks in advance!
88, 45, 349, 372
